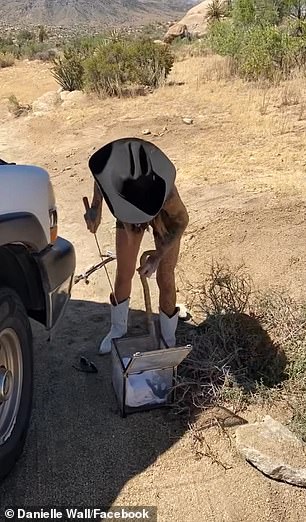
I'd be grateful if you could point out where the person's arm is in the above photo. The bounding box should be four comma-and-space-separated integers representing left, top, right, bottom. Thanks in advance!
84, 181, 103, 233
138, 185, 189, 277
92, 181, 103, 210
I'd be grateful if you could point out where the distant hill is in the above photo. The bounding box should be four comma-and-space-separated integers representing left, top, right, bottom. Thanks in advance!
0, 0, 196, 26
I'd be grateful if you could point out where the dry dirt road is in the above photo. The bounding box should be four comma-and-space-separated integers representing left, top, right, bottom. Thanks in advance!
0, 57, 306, 521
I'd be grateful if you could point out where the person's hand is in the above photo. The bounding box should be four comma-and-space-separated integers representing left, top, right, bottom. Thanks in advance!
84, 207, 101, 234
137, 251, 161, 278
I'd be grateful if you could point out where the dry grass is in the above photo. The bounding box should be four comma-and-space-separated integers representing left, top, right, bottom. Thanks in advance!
0, 52, 15, 68
111, 53, 300, 197
175, 263, 306, 440
1, 52, 303, 194
279, 84, 301, 107
200, 55, 237, 82
175, 263, 286, 412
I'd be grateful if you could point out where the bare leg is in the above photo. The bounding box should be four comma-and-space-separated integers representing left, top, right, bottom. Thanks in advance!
99, 226, 145, 354
155, 237, 181, 317
113, 226, 145, 303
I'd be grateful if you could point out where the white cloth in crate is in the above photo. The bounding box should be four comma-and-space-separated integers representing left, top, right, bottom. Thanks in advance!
123, 357, 172, 408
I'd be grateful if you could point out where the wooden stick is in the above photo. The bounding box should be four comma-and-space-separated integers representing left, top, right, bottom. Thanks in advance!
139, 250, 159, 348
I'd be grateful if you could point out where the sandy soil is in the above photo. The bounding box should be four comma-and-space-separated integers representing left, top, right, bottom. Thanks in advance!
0, 56, 306, 520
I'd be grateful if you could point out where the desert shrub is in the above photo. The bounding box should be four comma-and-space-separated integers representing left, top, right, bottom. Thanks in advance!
208, 0, 306, 81
209, 19, 306, 80
209, 19, 243, 58
0, 36, 16, 57
127, 39, 174, 87
175, 263, 288, 414
0, 29, 55, 60
84, 41, 129, 96
20, 42, 49, 59
240, 26, 306, 79
0, 52, 15, 68
232, 0, 283, 27
32, 49, 58, 62
17, 29, 35, 43
52, 37, 174, 96
52, 49, 85, 91
7, 95, 31, 117
175, 263, 306, 438
0, 35, 14, 48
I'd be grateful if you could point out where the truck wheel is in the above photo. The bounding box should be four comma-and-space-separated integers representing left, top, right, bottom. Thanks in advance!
0, 287, 33, 481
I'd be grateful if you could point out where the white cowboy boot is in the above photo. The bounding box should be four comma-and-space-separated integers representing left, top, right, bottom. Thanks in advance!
159, 308, 179, 348
99, 298, 129, 355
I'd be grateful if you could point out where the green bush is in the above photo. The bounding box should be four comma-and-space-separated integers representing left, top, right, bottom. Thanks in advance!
209, 19, 306, 80
240, 26, 284, 79
240, 26, 306, 79
0, 30, 55, 60
232, 0, 256, 25
127, 39, 174, 88
0, 36, 16, 57
17, 29, 35, 43
232, 0, 282, 27
209, 20, 243, 57
84, 41, 129, 96
19, 42, 49, 59
52, 38, 174, 96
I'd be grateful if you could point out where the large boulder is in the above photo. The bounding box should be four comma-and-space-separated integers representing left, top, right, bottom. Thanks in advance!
165, 0, 228, 40
164, 22, 189, 44
32, 91, 61, 114
60, 90, 87, 107
235, 416, 306, 488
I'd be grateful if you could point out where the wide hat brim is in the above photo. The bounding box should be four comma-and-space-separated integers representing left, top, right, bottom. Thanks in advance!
88, 138, 176, 224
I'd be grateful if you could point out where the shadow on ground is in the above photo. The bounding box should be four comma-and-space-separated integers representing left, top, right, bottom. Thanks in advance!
0, 300, 288, 509
0, 299, 195, 509
176, 310, 288, 415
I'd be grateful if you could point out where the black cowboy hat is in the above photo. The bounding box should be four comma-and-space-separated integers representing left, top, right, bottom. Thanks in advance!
88, 138, 176, 224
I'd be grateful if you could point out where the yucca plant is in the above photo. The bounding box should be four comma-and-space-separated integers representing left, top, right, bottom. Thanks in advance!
52, 50, 85, 91
207, 0, 227, 22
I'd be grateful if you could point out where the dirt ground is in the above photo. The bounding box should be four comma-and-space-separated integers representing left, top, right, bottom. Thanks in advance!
0, 56, 306, 520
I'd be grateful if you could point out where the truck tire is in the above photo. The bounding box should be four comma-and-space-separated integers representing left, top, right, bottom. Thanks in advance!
0, 287, 33, 481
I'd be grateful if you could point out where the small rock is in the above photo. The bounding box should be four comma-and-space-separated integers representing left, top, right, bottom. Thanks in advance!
142, 129, 151, 135
182, 117, 193, 125
235, 416, 306, 487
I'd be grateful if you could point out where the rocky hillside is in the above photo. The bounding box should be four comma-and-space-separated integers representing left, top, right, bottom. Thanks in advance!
0, 0, 195, 26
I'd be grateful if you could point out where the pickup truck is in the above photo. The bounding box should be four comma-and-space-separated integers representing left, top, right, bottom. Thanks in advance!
0, 158, 76, 480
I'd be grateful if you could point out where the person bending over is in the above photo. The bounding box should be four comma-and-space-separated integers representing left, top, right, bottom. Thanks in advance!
85, 138, 189, 354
